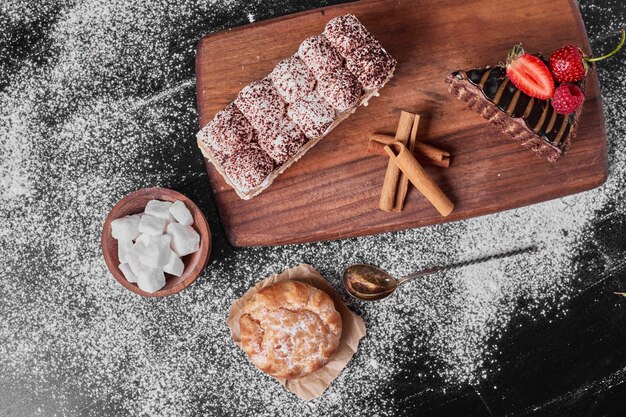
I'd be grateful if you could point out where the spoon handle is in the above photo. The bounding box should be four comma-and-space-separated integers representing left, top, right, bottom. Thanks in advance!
396, 267, 442, 285
397, 245, 538, 286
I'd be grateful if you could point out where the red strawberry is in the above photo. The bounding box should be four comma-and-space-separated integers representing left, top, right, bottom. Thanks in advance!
506, 45, 555, 100
550, 30, 625, 83
549, 45, 587, 83
551, 83, 585, 115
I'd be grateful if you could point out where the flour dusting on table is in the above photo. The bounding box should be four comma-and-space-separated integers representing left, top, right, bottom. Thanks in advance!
0, 0, 625, 416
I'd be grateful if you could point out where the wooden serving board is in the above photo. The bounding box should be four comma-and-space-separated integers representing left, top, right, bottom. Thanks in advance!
196, 0, 607, 247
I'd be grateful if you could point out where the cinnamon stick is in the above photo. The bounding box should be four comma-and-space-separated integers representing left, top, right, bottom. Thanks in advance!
368, 133, 451, 168
379, 111, 415, 211
414, 142, 451, 165
392, 115, 419, 212
384, 142, 454, 217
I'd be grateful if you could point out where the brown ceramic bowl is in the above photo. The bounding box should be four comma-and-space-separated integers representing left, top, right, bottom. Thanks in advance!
102, 187, 211, 297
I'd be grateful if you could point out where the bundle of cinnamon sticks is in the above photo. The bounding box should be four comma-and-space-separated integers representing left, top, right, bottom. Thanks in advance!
370, 111, 454, 216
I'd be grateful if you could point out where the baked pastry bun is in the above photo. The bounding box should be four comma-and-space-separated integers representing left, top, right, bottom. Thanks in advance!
239, 280, 343, 379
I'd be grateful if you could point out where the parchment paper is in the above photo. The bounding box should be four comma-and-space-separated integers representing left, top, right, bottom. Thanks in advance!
226, 264, 367, 400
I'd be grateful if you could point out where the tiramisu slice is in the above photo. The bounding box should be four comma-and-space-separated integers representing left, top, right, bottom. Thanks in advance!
197, 14, 396, 199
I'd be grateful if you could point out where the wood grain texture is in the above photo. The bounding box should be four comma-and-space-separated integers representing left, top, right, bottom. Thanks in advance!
101, 187, 211, 297
195, 0, 607, 247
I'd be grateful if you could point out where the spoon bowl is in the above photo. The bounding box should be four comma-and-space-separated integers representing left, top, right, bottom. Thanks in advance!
343, 264, 399, 301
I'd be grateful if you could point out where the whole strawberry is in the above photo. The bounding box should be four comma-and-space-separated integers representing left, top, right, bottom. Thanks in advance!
549, 45, 587, 83
551, 83, 585, 115
549, 30, 625, 83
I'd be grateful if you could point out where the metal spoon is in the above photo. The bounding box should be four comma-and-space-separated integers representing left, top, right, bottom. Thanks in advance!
343, 246, 537, 301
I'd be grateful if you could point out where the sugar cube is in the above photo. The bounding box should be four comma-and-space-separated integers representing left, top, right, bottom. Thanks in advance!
163, 250, 184, 277
134, 233, 151, 246
147, 235, 172, 267
169, 200, 193, 226
126, 251, 144, 277
166, 223, 200, 257
111, 214, 141, 241
137, 267, 166, 293
130, 235, 171, 268
119, 263, 138, 283
145, 200, 175, 221
138, 214, 167, 236
117, 238, 133, 263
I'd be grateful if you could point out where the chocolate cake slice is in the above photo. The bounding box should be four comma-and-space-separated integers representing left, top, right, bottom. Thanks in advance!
446, 65, 583, 162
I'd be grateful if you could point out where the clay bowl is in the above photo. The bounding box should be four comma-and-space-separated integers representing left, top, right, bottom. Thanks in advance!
102, 187, 211, 297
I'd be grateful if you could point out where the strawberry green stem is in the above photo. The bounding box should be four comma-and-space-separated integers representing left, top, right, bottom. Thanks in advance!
507, 44, 525, 65
586, 29, 625, 62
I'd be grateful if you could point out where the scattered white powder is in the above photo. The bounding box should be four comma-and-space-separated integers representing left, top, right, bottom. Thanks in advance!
0, 1, 625, 416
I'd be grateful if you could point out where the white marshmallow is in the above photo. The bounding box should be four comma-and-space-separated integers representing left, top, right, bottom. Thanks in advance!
117, 238, 133, 263
134, 233, 151, 246
169, 200, 193, 226
166, 223, 200, 257
137, 267, 166, 293
131, 235, 171, 268
163, 250, 184, 277
119, 263, 138, 283
138, 214, 167, 236
145, 200, 175, 221
111, 214, 141, 241
126, 251, 144, 277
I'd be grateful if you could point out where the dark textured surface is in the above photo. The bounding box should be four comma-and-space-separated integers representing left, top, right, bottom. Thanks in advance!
0, 1, 625, 416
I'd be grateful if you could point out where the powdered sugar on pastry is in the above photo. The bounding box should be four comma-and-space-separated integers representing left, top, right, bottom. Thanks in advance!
257, 117, 307, 165
222, 144, 275, 192
345, 39, 396, 89
235, 78, 287, 132
200, 103, 256, 158
317, 67, 363, 112
288, 95, 337, 139
239, 281, 342, 379
323, 14, 373, 57
270, 56, 317, 104
297, 35, 344, 78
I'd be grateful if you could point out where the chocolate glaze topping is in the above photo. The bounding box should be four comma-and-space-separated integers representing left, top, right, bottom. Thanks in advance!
453, 66, 576, 148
